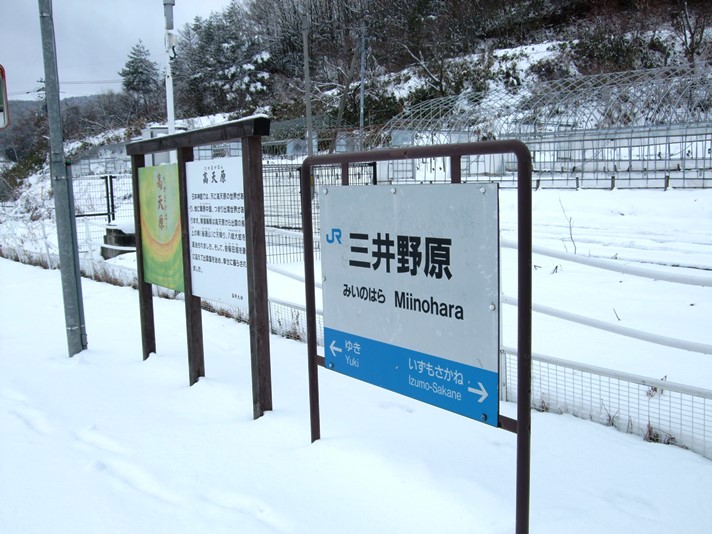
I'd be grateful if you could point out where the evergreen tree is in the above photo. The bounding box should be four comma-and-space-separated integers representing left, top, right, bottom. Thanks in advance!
118, 41, 161, 121
173, 1, 270, 117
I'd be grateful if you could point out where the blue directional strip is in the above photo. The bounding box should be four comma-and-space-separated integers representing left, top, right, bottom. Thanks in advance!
325, 328, 499, 426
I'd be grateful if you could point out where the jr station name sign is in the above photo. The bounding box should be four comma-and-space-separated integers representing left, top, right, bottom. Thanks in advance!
320, 183, 500, 425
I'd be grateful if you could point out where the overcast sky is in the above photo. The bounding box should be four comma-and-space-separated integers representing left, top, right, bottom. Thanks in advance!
1, 0, 232, 100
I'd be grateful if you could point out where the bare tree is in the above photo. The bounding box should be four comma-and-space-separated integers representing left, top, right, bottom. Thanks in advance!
671, 0, 711, 67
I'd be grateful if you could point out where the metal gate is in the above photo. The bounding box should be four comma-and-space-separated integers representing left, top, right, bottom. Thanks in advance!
72, 173, 133, 254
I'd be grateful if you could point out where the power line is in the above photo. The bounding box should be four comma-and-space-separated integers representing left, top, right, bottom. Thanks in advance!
60, 79, 122, 85
9, 79, 123, 97
8, 90, 38, 97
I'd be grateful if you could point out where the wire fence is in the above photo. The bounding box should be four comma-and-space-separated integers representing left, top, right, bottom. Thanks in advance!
501, 349, 712, 460
258, 161, 712, 460
263, 162, 375, 264
60, 163, 366, 266
72, 174, 134, 256
5, 237, 709, 460
66, 145, 708, 264
3, 152, 711, 461
378, 139, 711, 189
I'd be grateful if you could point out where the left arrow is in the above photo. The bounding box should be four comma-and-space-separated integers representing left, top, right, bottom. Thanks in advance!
467, 382, 489, 403
329, 340, 343, 358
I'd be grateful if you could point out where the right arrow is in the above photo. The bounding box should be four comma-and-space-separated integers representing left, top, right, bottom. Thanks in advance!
467, 382, 489, 403
329, 340, 342, 358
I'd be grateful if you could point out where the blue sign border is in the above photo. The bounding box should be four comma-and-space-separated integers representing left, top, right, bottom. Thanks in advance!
325, 327, 499, 426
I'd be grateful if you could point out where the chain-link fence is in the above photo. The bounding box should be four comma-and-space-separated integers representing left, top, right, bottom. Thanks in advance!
377, 130, 712, 189
3, 210, 711, 463
502, 349, 712, 460
72, 174, 134, 256
263, 162, 376, 264
5, 145, 711, 461
4, 234, 709, 460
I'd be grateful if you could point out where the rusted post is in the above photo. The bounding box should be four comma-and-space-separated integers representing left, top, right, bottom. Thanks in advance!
130, 153, 156, 361
243, 135, 273, 417
301, 160, 321, 442
177, 146, 205, 386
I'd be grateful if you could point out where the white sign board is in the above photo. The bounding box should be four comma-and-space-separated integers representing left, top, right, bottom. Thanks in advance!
186, 157, 248, 307
320, 183, 500, 424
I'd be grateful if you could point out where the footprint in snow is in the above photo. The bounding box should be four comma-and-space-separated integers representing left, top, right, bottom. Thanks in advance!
8, 406, 55, 434
1, 388, 55, 434
92, 458, 182, 505
0, 388, 31, 403
74, 425, 131, 455
202, 490, 289, 532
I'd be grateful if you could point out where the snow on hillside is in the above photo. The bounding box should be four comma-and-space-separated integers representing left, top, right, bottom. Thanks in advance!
385, 41, 563, 100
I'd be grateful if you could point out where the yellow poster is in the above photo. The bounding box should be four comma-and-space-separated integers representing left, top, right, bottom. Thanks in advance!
138, 164, 184, 292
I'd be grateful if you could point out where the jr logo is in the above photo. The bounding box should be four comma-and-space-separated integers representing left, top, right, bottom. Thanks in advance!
325, 228, 342, 244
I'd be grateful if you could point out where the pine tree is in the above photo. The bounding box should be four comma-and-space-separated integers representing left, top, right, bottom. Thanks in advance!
173, 1, 270, 117
118, 41, 160, 120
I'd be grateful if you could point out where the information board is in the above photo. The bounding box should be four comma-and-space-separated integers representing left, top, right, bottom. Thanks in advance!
138, 164, 184, 292
320, 184, 500, 425
186, 157, 248, 307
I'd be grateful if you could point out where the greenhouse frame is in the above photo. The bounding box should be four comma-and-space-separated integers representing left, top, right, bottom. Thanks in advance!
368, 66, 712, 189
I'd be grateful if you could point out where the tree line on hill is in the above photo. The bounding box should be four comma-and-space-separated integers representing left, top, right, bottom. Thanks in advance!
1, 0, 709, 195
172, 0, 711, 122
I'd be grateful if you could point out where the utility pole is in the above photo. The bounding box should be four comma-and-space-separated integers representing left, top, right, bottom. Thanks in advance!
302, 11, 313, 156
38, 0, 87, 357
359, 20, 366, 149
163, 0, 176, 134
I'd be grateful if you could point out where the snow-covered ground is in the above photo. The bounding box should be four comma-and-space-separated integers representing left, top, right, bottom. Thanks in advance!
500, 189, 712, 387
1, 254, 712, 533
1, 187, 712, 533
